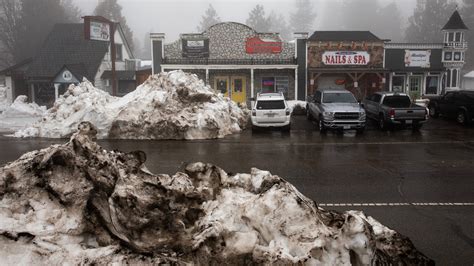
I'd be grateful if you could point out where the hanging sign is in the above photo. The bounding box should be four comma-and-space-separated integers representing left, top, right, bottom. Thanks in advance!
182, 39, 209, 58
404, 50, 431, 68
89, 21, 111, 41
322, 51, 370, 65
246, 36, 282, 54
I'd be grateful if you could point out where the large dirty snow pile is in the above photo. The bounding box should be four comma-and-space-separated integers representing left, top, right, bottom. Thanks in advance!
1, 95, 46, 117
14, 70, 248, 139
0, 121, 433, 265
0, 95, 46, 132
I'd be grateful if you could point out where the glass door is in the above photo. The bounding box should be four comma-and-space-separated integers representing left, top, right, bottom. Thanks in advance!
215, 76, 229, 98
409, 76, 422, 98
231, 76, 246, 103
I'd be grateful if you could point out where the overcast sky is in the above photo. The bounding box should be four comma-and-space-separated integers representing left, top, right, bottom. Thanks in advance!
73, 0, 421, 48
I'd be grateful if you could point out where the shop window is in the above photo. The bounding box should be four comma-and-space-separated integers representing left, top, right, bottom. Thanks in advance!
392, 76, 405, 92
448, 32, 454, 42
409, 76, 421, 92
454, 52, 461, 61
261, 77, 275, 93
455, 32, 461, 42
452, 69, 458, 87
446, 70, 451, 87
115, 44, 123, 61
275, 76, 289, 98
425, 76, 439, 95
444, 52, 452, 61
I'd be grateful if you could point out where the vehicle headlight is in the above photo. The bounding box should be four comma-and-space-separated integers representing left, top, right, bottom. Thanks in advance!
359, 111, 366, 119
323, 111, 334, 117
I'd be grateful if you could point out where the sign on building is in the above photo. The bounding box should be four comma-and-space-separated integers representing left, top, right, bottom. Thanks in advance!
89, 21, 110, 42
404, 50, 431, 68
322, 51, 370, 65
182, 39, 209, 58
246, 37, 282, 54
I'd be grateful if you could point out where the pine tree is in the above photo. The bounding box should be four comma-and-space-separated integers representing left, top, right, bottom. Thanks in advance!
268, 11, 291, 40
461, 0, 474, 70
197, 4, 221, 32
0, 0, 22, 67
341, 0, 380, 31
246, 4, 271, 32
405, 0, 456, 43
94, 0, 134, 53
290, 0, 316, 33
376, 2, 403, 42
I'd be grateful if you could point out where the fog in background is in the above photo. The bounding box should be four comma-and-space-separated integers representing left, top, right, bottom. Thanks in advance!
73, 0, 420, 47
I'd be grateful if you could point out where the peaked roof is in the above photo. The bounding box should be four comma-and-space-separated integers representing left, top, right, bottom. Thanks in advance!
26, 23, 109, 81
309, 31, 382, 42
52, 64, 89, 81
442, 10, 468, 30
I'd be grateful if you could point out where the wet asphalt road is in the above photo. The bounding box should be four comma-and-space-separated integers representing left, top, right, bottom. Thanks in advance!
0, 116, 473, 265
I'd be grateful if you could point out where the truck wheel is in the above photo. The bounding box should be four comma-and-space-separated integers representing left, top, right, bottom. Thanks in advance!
456, 110, 470, 126
428, 104, 439, 118
378, 114, 388, 131
318, 117, 327, 134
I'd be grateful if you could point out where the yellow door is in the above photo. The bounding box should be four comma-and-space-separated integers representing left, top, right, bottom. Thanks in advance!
215, 76, 230, 98
231, 76, 246, 103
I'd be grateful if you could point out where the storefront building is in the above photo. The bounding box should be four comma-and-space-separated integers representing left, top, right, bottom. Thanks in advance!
301, 31, 387, 101
384, 10, 468, 98
151, 22, 298, 104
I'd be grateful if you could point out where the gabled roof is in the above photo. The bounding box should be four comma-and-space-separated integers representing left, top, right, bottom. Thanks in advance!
52, 64, 89, 82
442, 10, 468, 30
26, 23, 109, 81
0, 58, 33, 75
308, 31, 382, 42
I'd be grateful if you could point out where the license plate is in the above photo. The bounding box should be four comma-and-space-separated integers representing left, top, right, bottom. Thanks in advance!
406, 120, 412, 124
343, 125, 350, 129
265, 113, 275, 117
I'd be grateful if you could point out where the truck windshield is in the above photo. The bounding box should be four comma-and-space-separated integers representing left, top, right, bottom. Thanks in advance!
322, 93, 357, 103
256, 100, 286, 110
382, 96, 411, 108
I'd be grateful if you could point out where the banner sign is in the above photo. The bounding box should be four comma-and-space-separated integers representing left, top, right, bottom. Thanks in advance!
89, 21, 110, 42
182, 39, 209, 58
404, 50, 431, 68
246, 36, 282, 54
322, 51, 370, 65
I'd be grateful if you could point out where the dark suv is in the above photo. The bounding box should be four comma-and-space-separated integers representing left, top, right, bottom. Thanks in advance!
428, 90, 474, 125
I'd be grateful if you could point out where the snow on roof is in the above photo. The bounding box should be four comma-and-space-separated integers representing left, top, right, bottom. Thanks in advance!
464, 71, 474, 78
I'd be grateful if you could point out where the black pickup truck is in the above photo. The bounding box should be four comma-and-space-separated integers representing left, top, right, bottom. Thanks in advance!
362, 92, 428, 130
428, 90, 474, 125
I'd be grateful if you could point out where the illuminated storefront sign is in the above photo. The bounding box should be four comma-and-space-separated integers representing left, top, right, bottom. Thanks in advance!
322, 51, 370, 65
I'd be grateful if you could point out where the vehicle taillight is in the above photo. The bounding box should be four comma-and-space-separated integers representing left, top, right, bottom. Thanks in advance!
252, 109, 256, 116
389, 109, 395, 118
285, 108, 290, 116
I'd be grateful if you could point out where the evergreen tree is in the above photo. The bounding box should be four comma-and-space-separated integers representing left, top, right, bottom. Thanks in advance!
290, 0, 316, 33
405, 0, 456, 43
197, 4, 221, 32
461, 0, 474, 70
0, 0, 22, 67
268, 11, 291, 40
246, 4, 271, 32
94, 0, 134, 53
341, 0, 380, 31
16, 0, 75, 62
376, 2, 403, 42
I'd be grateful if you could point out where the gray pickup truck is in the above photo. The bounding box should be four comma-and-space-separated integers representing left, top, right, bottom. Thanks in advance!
362, 92, 428, 131
306, 88, 366, 133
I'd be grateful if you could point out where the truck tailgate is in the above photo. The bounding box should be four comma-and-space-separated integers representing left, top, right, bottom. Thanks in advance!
394, 108, 426, 120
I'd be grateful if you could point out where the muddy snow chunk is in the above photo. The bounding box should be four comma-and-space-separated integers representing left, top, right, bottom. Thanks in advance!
0, 121, 434, 265
14, 71, 248, 139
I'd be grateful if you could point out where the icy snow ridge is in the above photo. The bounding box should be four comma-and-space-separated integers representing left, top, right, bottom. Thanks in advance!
14, 71, 248, 139
0, 121, 433, 265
